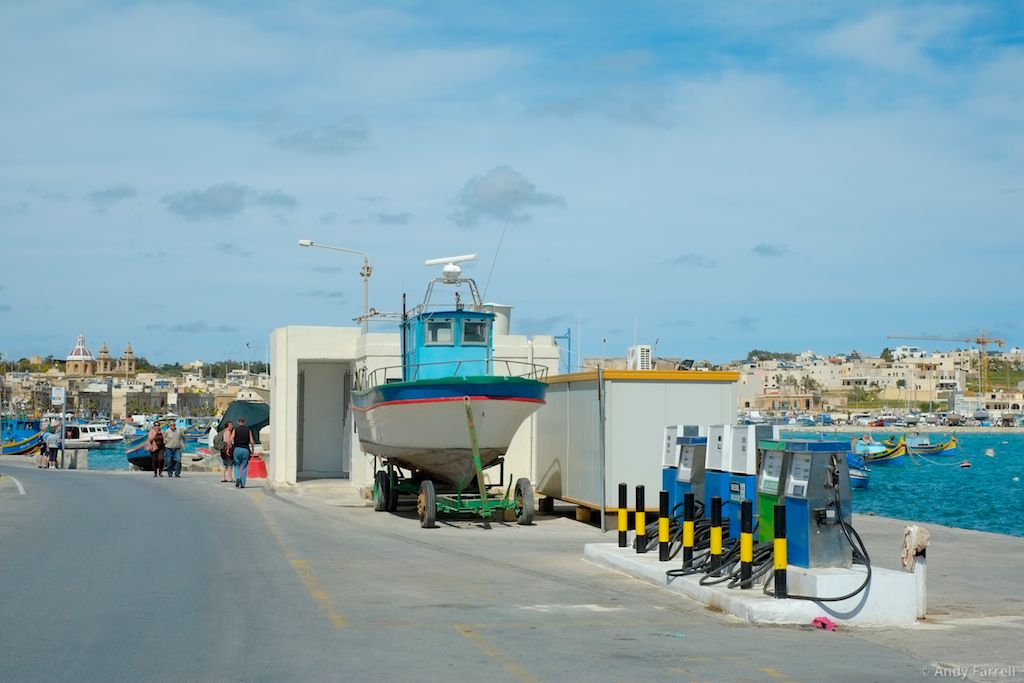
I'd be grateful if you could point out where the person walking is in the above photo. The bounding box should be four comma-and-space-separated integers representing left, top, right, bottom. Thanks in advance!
218, 421, 235, 483
232, 417, 255, 488
146, 424, 164, 476
163, 422, 185, 478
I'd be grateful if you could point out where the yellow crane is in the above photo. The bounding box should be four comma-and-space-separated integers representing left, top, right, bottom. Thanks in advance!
886, 332, 1005, 393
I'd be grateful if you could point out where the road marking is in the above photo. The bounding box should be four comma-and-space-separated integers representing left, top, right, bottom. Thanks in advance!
251, 490, 347, 628
6, 476, 26, 495
454, 624, 541, 683
759, 667, 798, 682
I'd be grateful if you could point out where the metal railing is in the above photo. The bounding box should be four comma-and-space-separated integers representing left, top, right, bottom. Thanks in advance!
355, 358, 547, 391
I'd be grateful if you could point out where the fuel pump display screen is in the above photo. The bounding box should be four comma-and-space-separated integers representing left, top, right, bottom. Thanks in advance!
787, 453, 812, 498
759, 452, 782, 494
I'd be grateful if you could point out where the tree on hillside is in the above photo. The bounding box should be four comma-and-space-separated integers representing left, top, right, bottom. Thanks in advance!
747, 350, 798, 362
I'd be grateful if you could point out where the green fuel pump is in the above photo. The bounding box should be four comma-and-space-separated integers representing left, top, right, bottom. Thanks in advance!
755, 439, 790, 543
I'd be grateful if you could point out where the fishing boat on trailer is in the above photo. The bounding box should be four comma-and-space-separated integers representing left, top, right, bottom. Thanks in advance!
352, 254, 548, 527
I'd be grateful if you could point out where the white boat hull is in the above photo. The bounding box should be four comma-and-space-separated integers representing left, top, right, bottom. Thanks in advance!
353, 396, 542, 486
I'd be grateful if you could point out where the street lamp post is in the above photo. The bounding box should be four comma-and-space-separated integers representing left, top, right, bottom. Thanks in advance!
298, 239, 373, 334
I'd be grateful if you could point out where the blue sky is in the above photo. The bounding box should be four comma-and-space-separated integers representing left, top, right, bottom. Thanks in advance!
1, 1, 1022, 365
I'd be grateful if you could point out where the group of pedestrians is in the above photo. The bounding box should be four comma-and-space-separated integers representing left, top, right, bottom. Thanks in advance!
142, 418, 255, 486
214, 419, 255, 488
144, 422, 186, 477
35, 429, 62, 469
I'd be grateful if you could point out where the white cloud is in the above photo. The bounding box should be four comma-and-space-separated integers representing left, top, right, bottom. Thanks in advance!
451, 166, 565, 227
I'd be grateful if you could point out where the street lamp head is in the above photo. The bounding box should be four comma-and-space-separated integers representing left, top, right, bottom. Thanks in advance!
298, 239, 314, 247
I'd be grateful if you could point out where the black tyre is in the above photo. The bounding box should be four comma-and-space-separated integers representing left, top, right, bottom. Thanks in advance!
514, 477, 534, 525
417, 480, 436, 528
373, 471, 388, 512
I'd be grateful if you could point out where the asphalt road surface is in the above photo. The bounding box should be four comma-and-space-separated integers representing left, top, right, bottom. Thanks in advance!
0, 458, 1009, 683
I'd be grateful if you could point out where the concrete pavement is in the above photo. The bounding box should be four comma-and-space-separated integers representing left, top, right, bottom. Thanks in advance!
1, 454, 1020, 682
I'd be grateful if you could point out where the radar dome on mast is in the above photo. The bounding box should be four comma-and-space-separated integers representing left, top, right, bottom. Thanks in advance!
425, 254, 478, 282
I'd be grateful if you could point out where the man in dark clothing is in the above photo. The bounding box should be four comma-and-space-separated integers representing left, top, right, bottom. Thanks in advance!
232, 418, 256, 488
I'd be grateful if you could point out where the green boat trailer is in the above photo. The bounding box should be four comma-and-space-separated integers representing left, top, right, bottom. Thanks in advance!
372, 397, 534, 528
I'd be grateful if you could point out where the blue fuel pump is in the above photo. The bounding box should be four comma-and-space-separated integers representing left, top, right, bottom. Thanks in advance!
661, 425, 704, 512
782, 440, 853, 568
703, 425, 729, 528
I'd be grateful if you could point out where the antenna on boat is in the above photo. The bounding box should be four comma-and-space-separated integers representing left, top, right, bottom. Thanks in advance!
424, 254, 478, 282
482, 198, 515, 301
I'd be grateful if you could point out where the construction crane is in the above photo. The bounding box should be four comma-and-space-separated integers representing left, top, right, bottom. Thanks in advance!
886, 332, 1005, 393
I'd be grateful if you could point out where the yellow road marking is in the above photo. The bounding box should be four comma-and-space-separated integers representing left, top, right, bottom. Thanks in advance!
760, 666, 798, 682
252, 491, 347, 628
454, 625, 541, 683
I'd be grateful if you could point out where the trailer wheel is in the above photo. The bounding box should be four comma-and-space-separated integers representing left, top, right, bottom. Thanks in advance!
417, 480, 436, 528
373, 471, 389, 512
514, 478, 534, 525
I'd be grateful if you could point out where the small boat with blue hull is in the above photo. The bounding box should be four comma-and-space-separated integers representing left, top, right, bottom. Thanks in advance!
846, 452, 870, 489
352, 254, 547, 526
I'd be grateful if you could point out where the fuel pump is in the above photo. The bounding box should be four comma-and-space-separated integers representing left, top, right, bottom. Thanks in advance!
782, 441, 854, 568
703, 425, 728, 524
755, 439, 790, 543
722, 425, 773, 539
661, 425, 703, 512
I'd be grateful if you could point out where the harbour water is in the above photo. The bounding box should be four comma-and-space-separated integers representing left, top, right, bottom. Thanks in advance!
788, 432, 1024, 538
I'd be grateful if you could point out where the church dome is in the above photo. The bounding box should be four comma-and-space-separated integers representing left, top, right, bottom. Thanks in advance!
66, 335, 94, 362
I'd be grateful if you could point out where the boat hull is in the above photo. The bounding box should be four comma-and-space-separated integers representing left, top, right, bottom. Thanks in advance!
352, 376, 546, 488
1, 432, 43, 455
906, 435, 957, 456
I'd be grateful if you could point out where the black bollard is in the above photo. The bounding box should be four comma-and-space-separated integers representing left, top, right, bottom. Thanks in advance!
682, 492, 695, 568
740, 499, 753, 588
635, 485, 646, 554
709, 496, 722, 575
617, 483, 628, 548
773, 504, 787, 599
659, 490, 670, 562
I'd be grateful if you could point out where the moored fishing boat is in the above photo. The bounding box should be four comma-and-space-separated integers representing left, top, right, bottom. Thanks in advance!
1, 431, 44, 455
846, 452, 870, 489
905, 434, 957, 456
352, 255, 548, 526
858, 434, 907, 465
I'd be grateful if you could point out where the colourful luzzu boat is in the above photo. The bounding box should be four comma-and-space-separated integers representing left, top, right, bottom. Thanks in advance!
352, 255, 548, 526
903, 434, 957, 456
1, 417, 44, 455
857, 434, 907, 465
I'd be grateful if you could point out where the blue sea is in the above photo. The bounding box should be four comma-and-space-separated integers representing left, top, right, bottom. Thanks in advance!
784, 432, 1024, 538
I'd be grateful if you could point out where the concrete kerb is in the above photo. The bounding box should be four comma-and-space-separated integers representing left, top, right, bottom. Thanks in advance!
264, 478, 372, 508
584, 543, 920, 628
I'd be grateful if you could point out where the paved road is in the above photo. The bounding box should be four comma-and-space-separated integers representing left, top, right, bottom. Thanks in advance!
0, 458, 1008, 682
